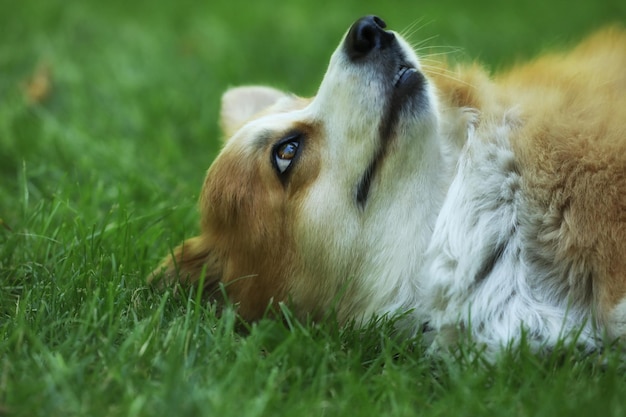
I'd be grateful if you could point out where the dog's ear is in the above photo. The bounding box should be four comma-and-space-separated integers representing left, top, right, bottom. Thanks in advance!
219, 86, 290, 138
148, 236, 222, 297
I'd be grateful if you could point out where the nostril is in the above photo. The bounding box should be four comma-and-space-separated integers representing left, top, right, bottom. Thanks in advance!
354, 24, 377, 53
372, 16, 386, 29
345, 15, 394, 60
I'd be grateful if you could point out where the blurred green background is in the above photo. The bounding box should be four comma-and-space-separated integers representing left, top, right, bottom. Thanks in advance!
0, 1, 624, 415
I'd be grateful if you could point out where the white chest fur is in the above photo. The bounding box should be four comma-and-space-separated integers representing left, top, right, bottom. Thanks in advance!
417, 115, 598, 352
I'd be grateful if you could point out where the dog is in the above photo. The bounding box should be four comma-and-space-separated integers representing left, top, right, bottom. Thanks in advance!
150, 16, 626, 353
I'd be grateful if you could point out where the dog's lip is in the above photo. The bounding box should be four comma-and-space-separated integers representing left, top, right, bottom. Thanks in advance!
393, 65, 418, 87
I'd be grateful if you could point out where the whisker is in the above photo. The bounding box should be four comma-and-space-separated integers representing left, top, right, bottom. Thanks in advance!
399, 25, 466, 61
416, 49, 463, 62
414, 45, 465, 60
397, 20, 471, 88
409, 34, 441, 50
399, 18, 430, 41
421, 64, 477, 88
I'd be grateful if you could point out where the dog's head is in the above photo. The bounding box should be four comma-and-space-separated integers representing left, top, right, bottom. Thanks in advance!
151, 16, 474, 322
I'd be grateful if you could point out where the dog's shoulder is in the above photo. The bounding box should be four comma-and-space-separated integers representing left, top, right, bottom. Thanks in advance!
422, 27, 626, 349
506, 27, 626, 325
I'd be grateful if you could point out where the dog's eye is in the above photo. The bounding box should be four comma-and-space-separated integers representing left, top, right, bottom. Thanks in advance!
273, 139, 300, 174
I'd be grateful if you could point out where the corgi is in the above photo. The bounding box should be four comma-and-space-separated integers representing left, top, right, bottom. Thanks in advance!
150, 16, 626, 353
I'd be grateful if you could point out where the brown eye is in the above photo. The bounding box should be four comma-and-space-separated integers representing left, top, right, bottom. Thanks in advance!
273, 139, 300, 174
278, 141, 298, 159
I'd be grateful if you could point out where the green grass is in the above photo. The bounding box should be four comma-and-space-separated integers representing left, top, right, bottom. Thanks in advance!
1, 0, 625, 415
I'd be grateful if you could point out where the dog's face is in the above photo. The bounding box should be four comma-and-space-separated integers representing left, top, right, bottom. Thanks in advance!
153, 16, 465, 322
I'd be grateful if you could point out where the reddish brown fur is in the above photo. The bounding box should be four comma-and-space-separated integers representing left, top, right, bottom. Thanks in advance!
151, 118, 322, 319
505, 27, 626, 321
426, 27, 626, 323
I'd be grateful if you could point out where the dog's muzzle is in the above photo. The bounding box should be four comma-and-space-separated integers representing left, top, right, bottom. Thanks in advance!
343, 15, 419, 88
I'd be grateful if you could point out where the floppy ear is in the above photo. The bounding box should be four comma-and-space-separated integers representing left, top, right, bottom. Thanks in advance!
148, 236, 222, 296
219, 86, 290, 138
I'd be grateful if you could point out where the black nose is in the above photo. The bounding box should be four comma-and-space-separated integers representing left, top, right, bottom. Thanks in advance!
345, 15, 394, 60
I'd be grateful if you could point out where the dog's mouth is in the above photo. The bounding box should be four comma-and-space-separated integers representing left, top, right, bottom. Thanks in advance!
355, 62, 425, 207
356, 63, 423, 207
393, 65, 418, 88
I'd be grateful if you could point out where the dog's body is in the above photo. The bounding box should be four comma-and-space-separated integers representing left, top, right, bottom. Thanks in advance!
152, 17, 626, 353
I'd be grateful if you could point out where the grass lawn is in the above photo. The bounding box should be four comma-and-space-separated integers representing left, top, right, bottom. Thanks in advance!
1, 0, 626, 415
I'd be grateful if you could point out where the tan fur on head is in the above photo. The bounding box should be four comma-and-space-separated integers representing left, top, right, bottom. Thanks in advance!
150, 87, 315, 318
